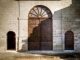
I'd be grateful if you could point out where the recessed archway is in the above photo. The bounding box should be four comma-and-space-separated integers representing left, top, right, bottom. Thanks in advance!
28, 5, 53, 50
65, 31, 74, 50
7, 31, 16, 50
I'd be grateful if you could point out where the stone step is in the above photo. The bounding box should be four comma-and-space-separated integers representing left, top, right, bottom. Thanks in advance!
0, 52, 79, 60
0, 56, 79, 60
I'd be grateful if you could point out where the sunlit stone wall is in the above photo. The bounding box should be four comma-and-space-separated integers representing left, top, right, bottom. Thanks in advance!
0, 0, 19, 52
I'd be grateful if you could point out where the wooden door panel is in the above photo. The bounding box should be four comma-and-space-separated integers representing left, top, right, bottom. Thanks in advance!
65, 31, 74, 50
28, 42, 40, 50
41, 19, 52, 41
28, 19, 40, 50
41, 37, 52, 42
45, 37, 52, 42
41, 42, 52, 50
40, 19, 52, 50
28, 37, 40, 42
28, 19, 52, 50
42, 32, 52, 38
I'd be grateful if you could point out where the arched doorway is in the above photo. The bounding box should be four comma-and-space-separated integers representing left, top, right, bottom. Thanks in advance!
65, 31, 74, 50
7, 31, 16, 50
28, 5, 53, 50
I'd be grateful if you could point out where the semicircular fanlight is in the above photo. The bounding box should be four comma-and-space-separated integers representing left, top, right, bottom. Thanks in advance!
29, 6, 52, 18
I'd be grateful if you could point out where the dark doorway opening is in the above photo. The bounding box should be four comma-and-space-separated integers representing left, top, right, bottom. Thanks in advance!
7, 31, 16, 50
65, 31, 74, 50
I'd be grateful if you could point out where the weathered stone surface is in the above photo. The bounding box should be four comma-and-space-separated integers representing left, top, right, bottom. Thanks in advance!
0, 0, 80, 53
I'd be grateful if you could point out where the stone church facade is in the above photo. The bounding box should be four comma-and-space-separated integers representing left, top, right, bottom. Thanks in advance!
0, 0, 80, 53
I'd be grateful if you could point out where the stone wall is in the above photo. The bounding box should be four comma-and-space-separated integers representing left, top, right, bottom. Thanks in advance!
0, 0, 80, 52
19, 0, 71, 51
61, 0, 80, 51
0, 0, 19, 52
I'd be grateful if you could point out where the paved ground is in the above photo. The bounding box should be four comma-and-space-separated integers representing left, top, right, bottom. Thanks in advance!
0, 51, 80, 60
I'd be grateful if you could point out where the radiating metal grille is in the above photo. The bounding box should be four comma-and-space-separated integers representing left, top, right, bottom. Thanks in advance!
29, 5, 52, 18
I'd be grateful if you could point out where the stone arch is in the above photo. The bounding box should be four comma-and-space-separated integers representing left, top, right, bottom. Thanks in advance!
7, 31, 16, 50
28, 5, 53, 50
28, 5, 52, 19
65, 31, 74, 50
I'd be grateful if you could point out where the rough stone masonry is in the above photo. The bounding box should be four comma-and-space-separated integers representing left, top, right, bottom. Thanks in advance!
0, 0, 80, 54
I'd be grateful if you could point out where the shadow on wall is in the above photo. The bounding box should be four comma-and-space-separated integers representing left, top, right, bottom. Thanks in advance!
53, 0, 80, 51
57, 0, 80, 30
20, 0, 80, 55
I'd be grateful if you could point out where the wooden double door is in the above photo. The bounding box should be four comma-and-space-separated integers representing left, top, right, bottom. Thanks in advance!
28, 18, 53, 50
